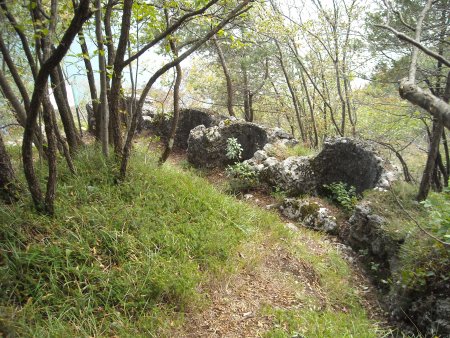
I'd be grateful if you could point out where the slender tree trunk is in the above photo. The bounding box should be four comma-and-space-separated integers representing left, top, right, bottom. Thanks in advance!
276, 43, 306, 142
95, 0, 110, 157
0, 2, 38, 79
299, 69, 318, 147
41, 90, 58, 215
50, 66, 81, 153
213, 35, 235, 117
109, 0, 133, 157
78, 29, 100, 136
159, 18, 182, 164
21, 0, 91, 213
0, 34, 31, 111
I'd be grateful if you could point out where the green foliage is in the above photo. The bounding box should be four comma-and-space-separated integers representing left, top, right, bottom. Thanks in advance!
225, 137, 243, 161
323, 182, 358, 212
0, 147, 276, 336
225, 162, 259, 193
422, 187, 450, 242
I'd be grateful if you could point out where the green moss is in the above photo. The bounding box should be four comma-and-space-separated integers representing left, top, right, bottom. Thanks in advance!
300, 202, 320, 218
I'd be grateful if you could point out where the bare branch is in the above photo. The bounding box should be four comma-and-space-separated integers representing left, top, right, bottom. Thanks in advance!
374, 24, 450, 68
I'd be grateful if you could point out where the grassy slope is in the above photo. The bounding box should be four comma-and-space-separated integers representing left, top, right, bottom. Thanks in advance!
1, 147, 383, 337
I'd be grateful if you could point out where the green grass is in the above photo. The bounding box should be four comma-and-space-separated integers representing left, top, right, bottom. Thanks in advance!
262, 230, 388, 338
1, 146, 384, 336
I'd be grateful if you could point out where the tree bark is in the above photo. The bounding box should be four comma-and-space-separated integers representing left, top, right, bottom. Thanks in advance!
22, 0, 91, 213
50, 66, 81, 153
399, 79, 450, 130
417, 119, 444, 201
159, 12, 182, 165
0, 2, 38, 79
95, 0, 110, 157
276, 42, 306, 142
109, 0, 133, 157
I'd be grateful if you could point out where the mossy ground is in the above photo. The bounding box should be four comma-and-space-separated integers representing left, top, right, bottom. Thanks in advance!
1, 145, 386, 337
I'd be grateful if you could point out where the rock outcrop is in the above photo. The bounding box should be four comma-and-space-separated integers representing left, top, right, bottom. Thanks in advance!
280, 198, 337, 234
312, 138, 384, 194
149, 108, 226, 149
342, 203, 403, 275
243, 137, 389, 197
187, 121, 268, 168
254, 155, 317, 196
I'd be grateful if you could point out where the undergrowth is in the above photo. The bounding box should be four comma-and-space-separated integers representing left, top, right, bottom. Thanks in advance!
0, 146, 384, 336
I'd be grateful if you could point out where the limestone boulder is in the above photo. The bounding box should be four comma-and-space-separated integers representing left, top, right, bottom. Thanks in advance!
280, 198, 337, 234
312, 137, 384, 194
150, 108, 226, 149
187, 121, 268, 168
259, 156, 317, 196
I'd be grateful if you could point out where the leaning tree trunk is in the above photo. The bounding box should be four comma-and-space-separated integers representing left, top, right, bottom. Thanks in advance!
417, 119, 445, 201
50, 65, 81, 153
0, 133, 19, 203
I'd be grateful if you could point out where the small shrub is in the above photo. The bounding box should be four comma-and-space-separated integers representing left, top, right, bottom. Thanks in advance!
422, 186, 450, 242
324, 182, 358, 212
270, 186, 287, 202
226, 162, 259, 193
225, 137, 243, 162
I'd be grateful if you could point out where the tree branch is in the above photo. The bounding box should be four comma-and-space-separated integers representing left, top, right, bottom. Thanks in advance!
375, 24, 450, 67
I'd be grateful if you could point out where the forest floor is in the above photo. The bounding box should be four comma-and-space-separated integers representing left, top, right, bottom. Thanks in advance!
154, 144, 391, 336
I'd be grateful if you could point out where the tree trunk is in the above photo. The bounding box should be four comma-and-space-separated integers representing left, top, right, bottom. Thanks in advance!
50, 66, 81, 153
417, 119, 444, 201
95, 0, 110, 157
213, 35, 235, 117
109, 0, 133, 157
78, 29, 100, 137
21, 0, 91, 213
400, 79, 450, 130
276, 43, 306, 142
0, 34, 31, 111
299, 68, 318, 147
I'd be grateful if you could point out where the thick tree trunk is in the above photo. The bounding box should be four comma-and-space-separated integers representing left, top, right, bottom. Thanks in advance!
400, 79, 450, 130
0, 133, 19, 203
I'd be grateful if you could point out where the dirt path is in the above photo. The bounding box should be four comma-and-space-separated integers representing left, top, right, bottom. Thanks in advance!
144, 141, 388, 336
178, 243, 324, 337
